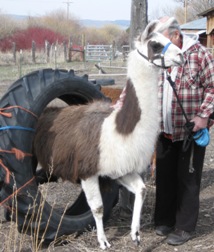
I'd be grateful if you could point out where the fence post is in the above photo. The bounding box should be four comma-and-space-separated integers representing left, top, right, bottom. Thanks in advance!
112, 40, 116, 61
18, 50, 23, 78
82, 34, 86, 63
68, 37, 72, 62
63, 41, 67, 62
45, 40, 50, 63
32, 40, 36, 63
54, 45, 57, 68
12, 42, 16, 64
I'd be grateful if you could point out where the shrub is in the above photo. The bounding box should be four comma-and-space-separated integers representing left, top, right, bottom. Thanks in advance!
0, 27, 67, 52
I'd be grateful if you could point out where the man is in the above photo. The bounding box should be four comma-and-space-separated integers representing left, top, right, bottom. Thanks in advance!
154, 17, 214, 245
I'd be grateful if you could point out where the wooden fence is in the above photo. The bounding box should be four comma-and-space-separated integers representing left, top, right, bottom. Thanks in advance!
0, 41, 120, 65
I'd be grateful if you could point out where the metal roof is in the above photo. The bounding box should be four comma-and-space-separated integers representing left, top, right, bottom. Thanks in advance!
180, 17, 207, 30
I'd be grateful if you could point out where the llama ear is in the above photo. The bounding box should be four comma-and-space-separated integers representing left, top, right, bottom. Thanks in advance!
141, 20, 159, 41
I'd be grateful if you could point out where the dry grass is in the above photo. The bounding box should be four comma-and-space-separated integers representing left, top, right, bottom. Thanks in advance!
0, 169, 83, 251
0, 57, 214, 252
0, 126, 214, 252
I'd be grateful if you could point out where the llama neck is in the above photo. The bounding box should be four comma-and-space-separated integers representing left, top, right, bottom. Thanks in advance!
115, 50, 160, 135
127, 49, 159, 89
115, 79, 141, 134
127, 50, 159, 109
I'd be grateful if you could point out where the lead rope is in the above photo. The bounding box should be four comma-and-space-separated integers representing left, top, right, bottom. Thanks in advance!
166, 72, 194, 152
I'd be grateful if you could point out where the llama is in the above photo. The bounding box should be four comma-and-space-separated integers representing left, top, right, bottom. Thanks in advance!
33, 20, 183, 249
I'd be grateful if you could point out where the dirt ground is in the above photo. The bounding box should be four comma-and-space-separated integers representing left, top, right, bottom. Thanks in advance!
0, 74, 214, 252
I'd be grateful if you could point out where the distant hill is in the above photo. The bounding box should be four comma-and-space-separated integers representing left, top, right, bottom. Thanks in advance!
8, 14, 130, 29
79, 19, 130, 29
10, 14, 27, 20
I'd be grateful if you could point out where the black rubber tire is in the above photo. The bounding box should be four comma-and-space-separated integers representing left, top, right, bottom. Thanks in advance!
91, 78, 115, 86
0, 68, 119, 243
97, 79, 115, 86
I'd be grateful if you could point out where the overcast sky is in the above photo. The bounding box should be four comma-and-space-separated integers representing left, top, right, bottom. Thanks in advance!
0, 0, 180, 20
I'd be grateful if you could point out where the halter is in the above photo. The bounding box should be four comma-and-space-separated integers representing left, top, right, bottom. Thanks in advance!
137, 42, 172, 69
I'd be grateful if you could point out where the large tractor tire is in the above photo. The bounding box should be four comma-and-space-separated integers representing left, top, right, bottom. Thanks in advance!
0, 69, 119, 243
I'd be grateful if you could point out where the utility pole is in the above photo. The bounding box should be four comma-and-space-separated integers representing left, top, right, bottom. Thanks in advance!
129, 0, 148, 50
63, 1, 73, 20
184, 0, 187, 23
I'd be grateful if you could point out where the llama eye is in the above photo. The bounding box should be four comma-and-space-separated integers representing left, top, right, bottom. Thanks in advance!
150, 41, 163, 53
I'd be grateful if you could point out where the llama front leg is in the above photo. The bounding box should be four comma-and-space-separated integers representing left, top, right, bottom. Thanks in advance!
81, 175, 111, 250
118, 173, 146, 245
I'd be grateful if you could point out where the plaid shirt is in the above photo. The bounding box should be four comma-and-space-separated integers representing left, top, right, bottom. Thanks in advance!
158, 39, 214, 142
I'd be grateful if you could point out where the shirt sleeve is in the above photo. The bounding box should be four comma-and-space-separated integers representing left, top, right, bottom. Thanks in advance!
197, 49, 214, 118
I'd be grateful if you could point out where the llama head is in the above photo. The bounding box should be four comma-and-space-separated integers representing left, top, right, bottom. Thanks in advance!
135, 20, 183, 69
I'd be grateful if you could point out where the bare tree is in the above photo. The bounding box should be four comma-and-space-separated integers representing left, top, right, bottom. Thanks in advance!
129, 0, 148, 49
173, 0, 214, 22
0, 12, 18, 39
189, 0, 213, 17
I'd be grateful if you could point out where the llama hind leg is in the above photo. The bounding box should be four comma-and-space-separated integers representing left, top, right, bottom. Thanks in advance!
118, 173, 146, 245
81, 175, 111, 250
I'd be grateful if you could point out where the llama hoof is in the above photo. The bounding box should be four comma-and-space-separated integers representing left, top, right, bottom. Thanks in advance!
134, 239, 140, 246
131, 231, 141, 246
99, 240, 111, 250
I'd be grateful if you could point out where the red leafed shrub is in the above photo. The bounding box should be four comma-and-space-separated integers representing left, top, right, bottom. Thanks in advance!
0, 27, 67, 52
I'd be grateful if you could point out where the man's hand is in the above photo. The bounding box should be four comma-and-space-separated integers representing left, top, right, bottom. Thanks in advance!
191, 116, 208, 132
